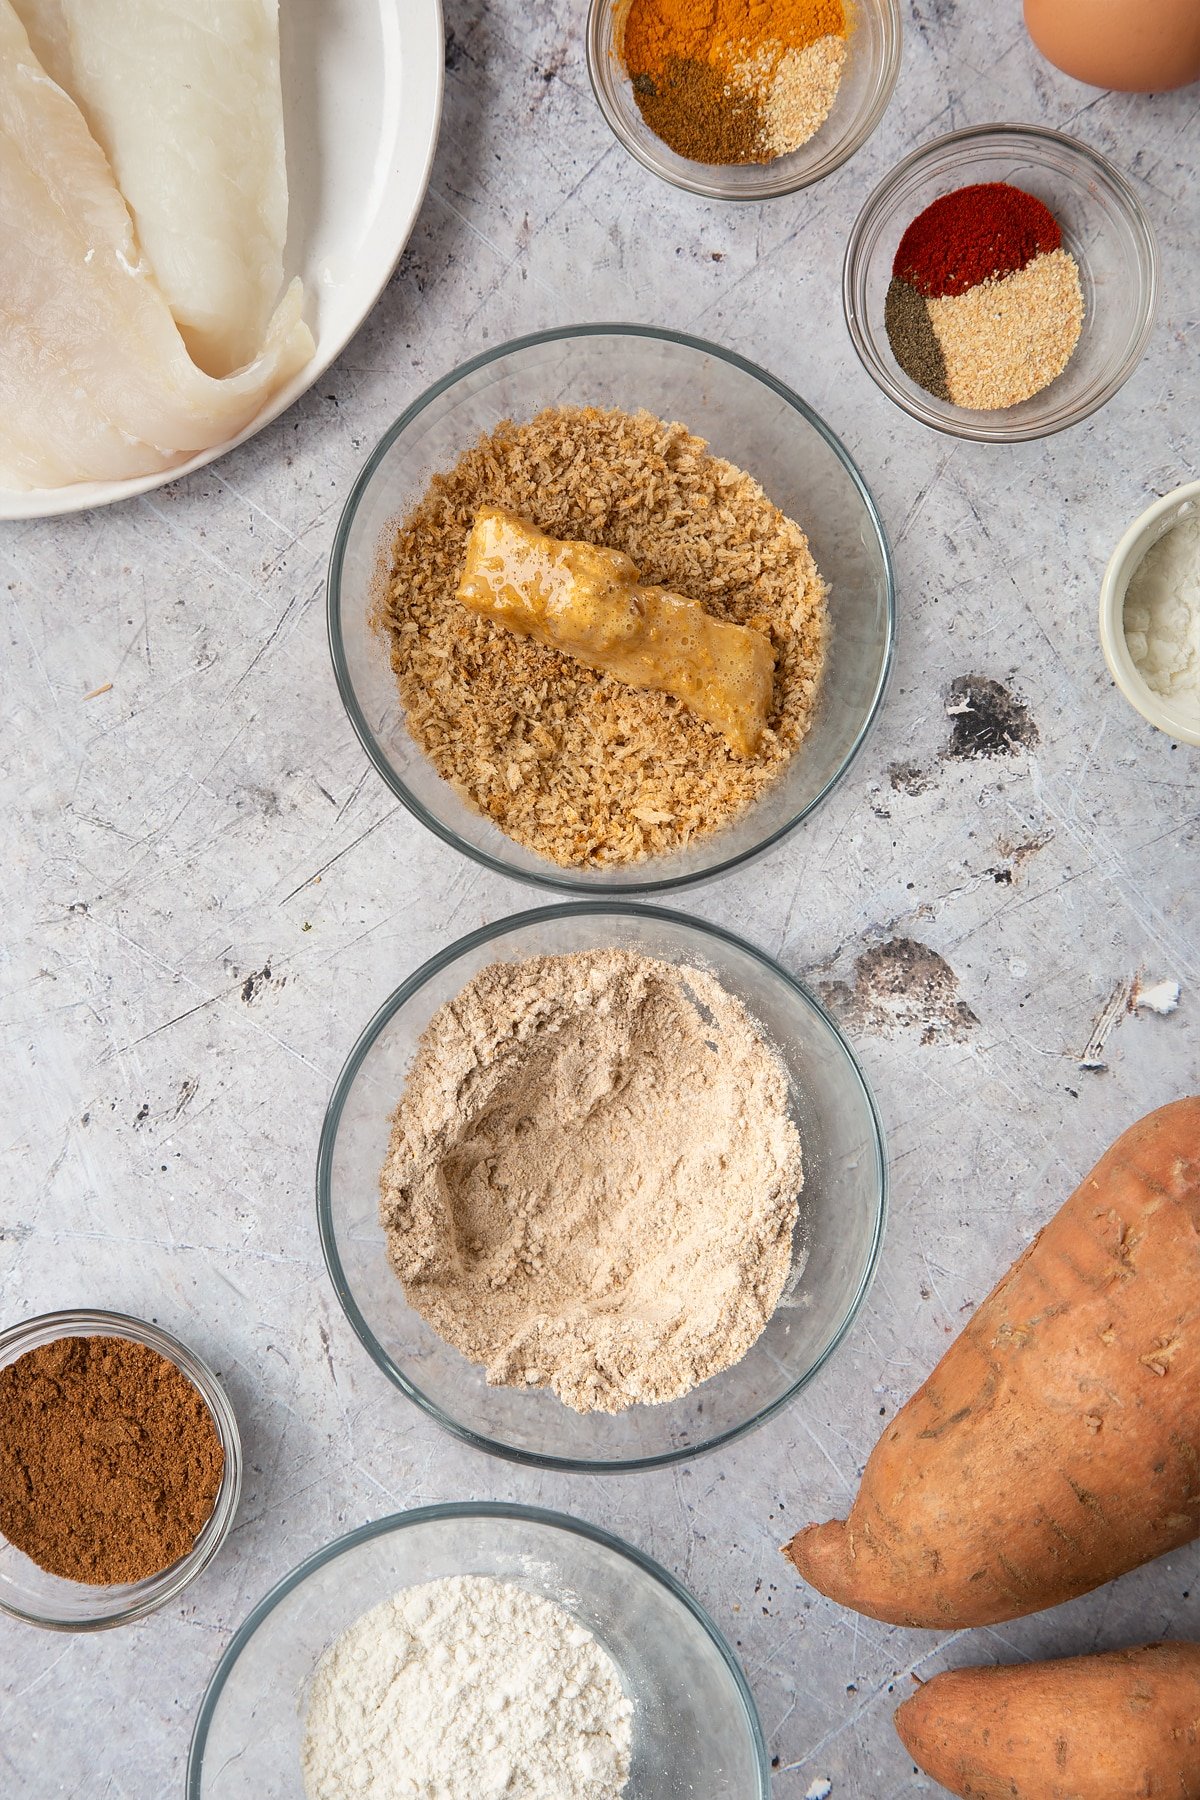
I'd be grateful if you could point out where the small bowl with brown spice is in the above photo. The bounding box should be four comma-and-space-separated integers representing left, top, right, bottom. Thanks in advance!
585, 0, 902, 200
0, 1309, 241, 1630
328, 324, 894, 894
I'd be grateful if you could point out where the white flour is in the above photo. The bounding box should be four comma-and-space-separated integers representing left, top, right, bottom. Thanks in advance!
1123, 511, 1200, 722
301, 1575, 633, 1800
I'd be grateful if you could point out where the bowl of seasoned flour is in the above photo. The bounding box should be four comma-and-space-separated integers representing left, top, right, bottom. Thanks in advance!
317, 903, 887, 1471
187, 1502, 769, 1800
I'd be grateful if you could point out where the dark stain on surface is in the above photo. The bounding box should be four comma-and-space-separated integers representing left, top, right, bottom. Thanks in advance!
820, 937, 978, 1043
888, 759, 936, 795
173, 1077, 198, 1118
242, 964, 271, 1003
945, 675, 1038, 760
997, 828, 1054, 867
318, 1321, 338, 1388
133, 1103, 150, 1126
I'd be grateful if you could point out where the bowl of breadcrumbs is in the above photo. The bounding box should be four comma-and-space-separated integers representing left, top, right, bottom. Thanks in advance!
328, 325, 894, 893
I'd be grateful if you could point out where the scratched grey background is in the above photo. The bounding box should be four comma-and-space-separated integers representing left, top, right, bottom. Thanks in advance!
2, 2, 1199, 1795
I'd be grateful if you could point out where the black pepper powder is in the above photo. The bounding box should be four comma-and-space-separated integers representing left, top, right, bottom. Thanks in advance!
884, 278, 951, 402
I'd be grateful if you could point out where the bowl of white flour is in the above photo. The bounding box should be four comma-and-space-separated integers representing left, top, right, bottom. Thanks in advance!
187, 1502, 769, 1800
317, 903, 888, 1470
1100, 479, 1200, 748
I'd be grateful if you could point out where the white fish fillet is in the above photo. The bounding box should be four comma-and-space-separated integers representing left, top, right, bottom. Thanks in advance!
15, 0, 291, 376
0, 1, 313, 489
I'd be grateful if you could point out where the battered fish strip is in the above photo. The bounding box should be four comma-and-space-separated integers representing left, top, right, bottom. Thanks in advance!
457, 507, 775, 756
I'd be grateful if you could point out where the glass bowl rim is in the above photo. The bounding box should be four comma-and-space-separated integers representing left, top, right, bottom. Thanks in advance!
583, 0, 904, 200
0, 1306, 242, 1631
185, 1499, 771, 1800
326, 320, 896, 897
316, 899, 889, 1474
841, 121, 1161, 444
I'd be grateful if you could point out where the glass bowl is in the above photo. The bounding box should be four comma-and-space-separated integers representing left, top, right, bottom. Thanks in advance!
1098, 479, 1200, 749
187, 1503, 769, 1800
317, 903, 887, 1472
585, 0, 902, 199
843, 123, 1159, 442
328, 324, 894, 894
0, 1308, 241, 1630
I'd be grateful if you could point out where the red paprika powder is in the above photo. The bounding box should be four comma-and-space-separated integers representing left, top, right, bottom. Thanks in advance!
893, 182, 1062, 298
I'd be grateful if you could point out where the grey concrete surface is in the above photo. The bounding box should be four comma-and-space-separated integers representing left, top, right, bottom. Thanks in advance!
2, 2, 1198, 1794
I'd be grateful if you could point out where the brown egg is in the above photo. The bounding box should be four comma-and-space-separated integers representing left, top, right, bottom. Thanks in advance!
1024, 0, 1200, 90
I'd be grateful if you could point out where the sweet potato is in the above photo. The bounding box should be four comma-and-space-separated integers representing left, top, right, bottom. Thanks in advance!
894, 1642, 1200, 1799
785, 1097, 1200, 1626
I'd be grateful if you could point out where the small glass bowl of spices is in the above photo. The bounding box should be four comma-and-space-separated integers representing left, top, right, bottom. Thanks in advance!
844, 123, 1158, 442
586, 0, 901, 199
0, 1309, 241, 1629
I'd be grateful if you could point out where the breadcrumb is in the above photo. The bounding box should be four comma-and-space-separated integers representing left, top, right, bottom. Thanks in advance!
375, 405, 828, 868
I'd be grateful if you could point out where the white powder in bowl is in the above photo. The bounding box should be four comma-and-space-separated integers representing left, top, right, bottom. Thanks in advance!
1122, 511, 1200, 723
302, 1575, 633, 1800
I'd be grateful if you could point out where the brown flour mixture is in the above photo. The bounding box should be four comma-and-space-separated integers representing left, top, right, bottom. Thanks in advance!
376, 406, 828, 868
379, 949, 804, 1414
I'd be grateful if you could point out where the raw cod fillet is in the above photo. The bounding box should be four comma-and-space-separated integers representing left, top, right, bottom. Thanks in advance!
14, 0, 291, 377
0, 0, 313, 490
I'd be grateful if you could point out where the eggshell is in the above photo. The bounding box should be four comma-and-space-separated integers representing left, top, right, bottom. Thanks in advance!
1024, 0, 1200, 91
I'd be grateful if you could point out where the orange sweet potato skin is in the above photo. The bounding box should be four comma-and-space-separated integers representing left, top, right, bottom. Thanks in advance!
894, 1642, 1200, 1799
786, 1098, 1200, 1626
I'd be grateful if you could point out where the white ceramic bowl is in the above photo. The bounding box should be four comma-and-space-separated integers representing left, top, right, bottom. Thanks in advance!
1099, 481, 1200, 749
0, 0, 444, 519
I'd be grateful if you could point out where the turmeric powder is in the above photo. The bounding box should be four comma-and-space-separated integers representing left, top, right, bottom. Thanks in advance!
621, 0, 850, 166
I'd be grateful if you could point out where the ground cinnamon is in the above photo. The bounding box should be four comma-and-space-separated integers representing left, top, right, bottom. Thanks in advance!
0, 1334, 224, 1584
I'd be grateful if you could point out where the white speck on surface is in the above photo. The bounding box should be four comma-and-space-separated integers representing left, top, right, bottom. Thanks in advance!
1134, 978, 1181, 1015
805, 1781, 833, 1799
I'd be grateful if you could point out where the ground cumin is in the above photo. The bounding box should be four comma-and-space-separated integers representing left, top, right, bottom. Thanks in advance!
0, 1334, 224, 1585
633, 56, 762, 164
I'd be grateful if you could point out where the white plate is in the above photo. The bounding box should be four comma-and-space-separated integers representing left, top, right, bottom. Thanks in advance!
0, 0, 444, 520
